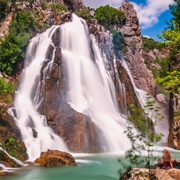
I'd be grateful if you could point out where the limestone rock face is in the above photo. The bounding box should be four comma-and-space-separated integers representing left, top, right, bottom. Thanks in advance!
119, 1, 156, 95
88, 21, 141, 114
35, 149, 76, 167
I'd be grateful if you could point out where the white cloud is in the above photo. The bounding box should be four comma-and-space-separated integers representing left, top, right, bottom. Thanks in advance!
83, 0, 124, 9
131, 0, 174, 29
143, 35, 150, 38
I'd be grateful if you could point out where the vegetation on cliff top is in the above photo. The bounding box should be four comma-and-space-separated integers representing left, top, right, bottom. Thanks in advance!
95, 5, 126, 29
142, 36, 166, 52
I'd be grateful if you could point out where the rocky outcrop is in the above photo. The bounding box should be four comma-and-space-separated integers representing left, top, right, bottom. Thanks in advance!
142, 48, 170, 71
0, 171, 14, 176
35, 149, 76, 167
0, 98, 27, 161
168, 121, 180, 149
87, 19, 141, 114
119, 1, 156, 96
120, 168, 180, 180
0, 13, 13, 40
0, 148, 23, 168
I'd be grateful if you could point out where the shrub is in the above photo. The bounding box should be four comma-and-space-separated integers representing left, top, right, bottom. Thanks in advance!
0, 0, 8, 21
119, 95, 163, 178
112, 31, 127, 54
95, 5, 125, 29
51, 3, 67, 13
64, 0, 73, 9
142, 36, 166, 52
0, 78, 16, 95
0, 11, 38, 74
75, 9, 92, 21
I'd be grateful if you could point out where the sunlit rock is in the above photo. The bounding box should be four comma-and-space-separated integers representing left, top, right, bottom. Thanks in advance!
35, 149, 76, 167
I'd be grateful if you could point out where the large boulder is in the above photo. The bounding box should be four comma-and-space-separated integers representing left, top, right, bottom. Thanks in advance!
120, 168, 180, 180
35, 149, 76, 167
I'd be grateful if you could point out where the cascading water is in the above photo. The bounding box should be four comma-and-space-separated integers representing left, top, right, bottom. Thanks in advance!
60, 14, 131, 151
121, 59, 169, 144
9, 27, 68, 161
9, 13, 166, 161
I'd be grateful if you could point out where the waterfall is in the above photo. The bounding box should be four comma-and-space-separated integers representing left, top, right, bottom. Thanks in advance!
9, 26, 68, 161
121, 59, 169, 144
60, 14, 131, 152
10, 13, 164, 160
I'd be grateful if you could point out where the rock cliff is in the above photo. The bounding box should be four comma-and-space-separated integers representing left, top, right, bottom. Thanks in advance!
119, 1, 156, 95
0, 0, 176, 161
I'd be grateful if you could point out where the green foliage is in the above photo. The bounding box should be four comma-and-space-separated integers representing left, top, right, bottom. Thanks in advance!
129, 40, 136, 53
0, 0, 8, 21
6, 137, 16, 146
0, 78, 16, 95
51, 3, 67, 13
111, 31, 127, 54
0, 11, 38, 74
64, 0, 73, 9
156, 70, 180, 96
75, 9, 92, 21
95, 5, 125, 29
119, 95, 163, 178
142, 36, 166, 52
156, 0, 180, 123
169, 0, 180, 28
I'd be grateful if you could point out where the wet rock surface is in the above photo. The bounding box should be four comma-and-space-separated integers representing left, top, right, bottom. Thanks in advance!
35, 149, 76, 167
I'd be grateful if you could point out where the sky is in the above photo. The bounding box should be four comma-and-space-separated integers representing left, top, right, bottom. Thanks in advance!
83, 0, 174, 41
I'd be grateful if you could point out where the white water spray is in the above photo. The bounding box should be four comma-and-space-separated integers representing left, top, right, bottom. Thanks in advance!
60, 14, 131, 151
121, 59, 169, 144
10, 27, 68, 161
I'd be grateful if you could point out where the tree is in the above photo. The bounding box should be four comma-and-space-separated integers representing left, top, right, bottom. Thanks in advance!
156, 0, 180, 125
0, 11, 38, 74
0, 0, 8, 20
119, 95, 163, 179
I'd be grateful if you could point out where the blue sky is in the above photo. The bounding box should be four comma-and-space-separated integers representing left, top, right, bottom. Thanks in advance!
83, 0, 174, 41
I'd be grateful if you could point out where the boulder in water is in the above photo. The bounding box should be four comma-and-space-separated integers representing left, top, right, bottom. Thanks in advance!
35, 149, 76, 167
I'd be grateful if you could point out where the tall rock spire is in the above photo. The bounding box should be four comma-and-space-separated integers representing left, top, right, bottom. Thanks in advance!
119, 1, 156, 95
